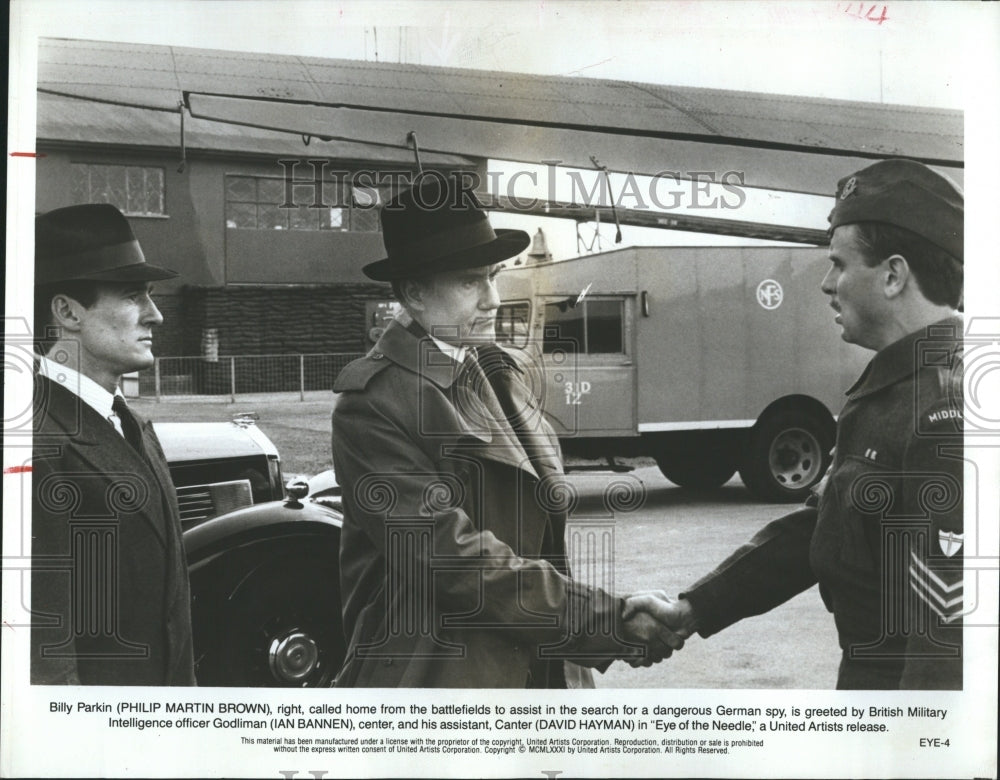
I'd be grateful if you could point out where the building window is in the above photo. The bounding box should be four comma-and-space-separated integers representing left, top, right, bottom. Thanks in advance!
71, 164, 165, 216
496, 302, 530, 348
224, 175, 382, 232
542, 296, 625, 355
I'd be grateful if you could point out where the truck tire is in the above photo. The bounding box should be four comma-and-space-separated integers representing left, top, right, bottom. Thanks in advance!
739, 410, 832, 502
655, 453, 737, 490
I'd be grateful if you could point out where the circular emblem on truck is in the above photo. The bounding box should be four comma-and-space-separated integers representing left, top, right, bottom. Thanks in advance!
756, 279, 784, 310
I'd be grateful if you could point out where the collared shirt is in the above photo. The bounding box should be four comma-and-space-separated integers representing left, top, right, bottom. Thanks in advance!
38, 356, 126, 437
427, 333, 468, 366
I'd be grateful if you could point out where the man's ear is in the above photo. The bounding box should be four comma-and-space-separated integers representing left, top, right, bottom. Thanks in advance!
883, 254, 911, 299
398, 278, 426, 312
49, 294, 86, 333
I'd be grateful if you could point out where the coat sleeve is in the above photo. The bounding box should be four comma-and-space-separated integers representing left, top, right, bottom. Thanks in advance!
30, 451, 82, 685
898, 396, 964, 690
332, 386, 635, 666
680, 506, 820, 638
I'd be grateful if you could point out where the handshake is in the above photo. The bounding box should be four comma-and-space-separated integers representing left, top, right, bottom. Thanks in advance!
619, 591, 699, 668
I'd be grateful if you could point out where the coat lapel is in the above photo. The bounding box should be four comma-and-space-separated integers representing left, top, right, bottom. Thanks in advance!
37, 378, 168, 548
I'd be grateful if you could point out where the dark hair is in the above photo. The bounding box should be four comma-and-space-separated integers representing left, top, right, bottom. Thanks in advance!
33, 280, 100, 354
851, 222, 963, 309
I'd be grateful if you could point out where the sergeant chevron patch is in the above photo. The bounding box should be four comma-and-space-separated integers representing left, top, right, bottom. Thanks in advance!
909, 551, 963, 623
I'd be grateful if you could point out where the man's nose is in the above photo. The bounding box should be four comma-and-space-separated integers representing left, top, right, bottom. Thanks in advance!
143, 299, 164, 326
481, 279, 501, 309
820, 267, 835, 295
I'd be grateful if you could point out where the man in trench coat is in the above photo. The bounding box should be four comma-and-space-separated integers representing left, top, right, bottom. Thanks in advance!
332, 175, 680, 687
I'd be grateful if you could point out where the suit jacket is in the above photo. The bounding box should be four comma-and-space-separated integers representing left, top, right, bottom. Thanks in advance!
31, 376, 196, 685
331, 320, 635, 687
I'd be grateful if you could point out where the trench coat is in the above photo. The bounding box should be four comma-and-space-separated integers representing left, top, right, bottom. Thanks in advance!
31, 376, 196, 685
682, 317, 964, 689
331, 320, 634, 687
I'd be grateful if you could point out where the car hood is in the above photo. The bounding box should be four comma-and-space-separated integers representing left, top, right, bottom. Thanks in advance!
154, 421, 279, 463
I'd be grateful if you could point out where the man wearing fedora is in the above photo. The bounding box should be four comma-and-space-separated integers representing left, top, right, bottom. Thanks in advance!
626, 159, 965, 690
31, 203, 196, 686
331, 173, 683, 687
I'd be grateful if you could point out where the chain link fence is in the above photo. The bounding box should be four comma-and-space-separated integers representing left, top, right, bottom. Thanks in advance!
139, 353, 365, 400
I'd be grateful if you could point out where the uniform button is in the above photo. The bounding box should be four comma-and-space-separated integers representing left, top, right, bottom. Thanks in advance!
372, 352, 384, 360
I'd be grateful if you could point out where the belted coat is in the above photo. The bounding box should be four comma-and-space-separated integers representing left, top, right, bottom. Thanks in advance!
31, 376, 196, 685
331, 320, 633, 687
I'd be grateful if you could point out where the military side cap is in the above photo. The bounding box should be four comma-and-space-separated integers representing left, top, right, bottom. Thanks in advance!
36, 203, 178, 285
828, 159, 963, 262
363, 173, 530, 281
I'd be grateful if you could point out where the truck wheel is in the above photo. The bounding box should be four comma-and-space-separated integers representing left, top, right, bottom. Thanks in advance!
739, 410, 832, 502
655, 454, 737, 490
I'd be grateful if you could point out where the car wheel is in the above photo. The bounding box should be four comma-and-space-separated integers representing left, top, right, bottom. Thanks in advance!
189, 531, 345, 686
739, 409, 832, 502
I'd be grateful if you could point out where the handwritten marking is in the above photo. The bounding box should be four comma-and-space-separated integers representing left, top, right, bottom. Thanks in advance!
836, 3, 889, 24
9, 152, 46, 158
3, 466, 33, 474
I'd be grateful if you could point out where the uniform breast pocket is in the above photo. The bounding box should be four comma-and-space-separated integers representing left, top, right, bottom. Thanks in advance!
817, 455, 899, 573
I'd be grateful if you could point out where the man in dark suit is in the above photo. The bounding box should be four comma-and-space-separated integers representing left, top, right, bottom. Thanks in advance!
331, 175, 682, 687
31, 203, 196, 685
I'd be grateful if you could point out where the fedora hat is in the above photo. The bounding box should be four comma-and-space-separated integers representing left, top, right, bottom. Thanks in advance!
35, 203, 178, 285
363, 173, 530, 281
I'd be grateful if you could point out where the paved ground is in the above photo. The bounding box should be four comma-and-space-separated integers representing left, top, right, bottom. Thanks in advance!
140, 394, 840, 688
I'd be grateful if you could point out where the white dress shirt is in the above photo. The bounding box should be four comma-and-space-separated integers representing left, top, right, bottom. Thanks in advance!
39, 356, 127, 437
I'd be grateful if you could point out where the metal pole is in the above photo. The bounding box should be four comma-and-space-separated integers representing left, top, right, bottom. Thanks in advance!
299, 354, 305, 402
230, 356, 236, 403
154, 359, 161, 402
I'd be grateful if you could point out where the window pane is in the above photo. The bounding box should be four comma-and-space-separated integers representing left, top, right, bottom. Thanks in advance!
71, 165, 89, 202
543, 298, 584, 354
258, 178, 286, 205
496, 303, 529, 347
125, 167, 146, 213
258, 204, 285, 230
226, 176, 257, 202
226, 202, 256, 228
585, 299, 624, 353
349, 205, 379, 232
89, 166, 112, 203
319, 207, 346, 230
289, 204, 319, 230
144, 168, 164, 213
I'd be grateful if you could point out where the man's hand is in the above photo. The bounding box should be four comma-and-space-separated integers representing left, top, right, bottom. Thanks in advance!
620, 591, 689, 667
621, 591, 699, 668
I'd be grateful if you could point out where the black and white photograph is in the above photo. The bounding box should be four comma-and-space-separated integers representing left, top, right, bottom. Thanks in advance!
3, 0, 998, 777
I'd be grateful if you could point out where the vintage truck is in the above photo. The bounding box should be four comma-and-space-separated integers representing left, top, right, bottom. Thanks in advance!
496, 245, 870, 502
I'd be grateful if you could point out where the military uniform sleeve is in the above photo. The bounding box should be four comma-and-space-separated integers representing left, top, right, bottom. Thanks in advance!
681, 506, 819, 638
331, 384, 634, 666
899, 395, 964, 690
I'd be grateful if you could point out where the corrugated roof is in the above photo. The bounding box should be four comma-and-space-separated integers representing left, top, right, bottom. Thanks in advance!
37, 37, 962, 194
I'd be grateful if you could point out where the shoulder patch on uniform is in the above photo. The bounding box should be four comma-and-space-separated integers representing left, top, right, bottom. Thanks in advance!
924, 404, 963, 426
333, 355, 392, 392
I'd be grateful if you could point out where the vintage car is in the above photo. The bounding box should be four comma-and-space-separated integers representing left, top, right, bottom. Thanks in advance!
155, 416, 345, 687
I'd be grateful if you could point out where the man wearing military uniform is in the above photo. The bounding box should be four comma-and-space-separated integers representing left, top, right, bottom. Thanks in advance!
627, 159, 964, 689
331, 174, 683, 687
